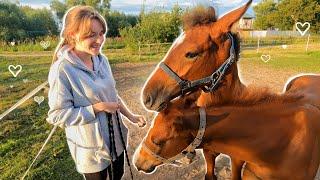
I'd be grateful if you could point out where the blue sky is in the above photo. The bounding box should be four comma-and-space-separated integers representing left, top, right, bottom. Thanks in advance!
16, 0, 260, 15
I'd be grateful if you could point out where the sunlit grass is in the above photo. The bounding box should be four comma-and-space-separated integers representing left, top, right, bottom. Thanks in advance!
0, 42, 320, 179
240, 44, 320, 73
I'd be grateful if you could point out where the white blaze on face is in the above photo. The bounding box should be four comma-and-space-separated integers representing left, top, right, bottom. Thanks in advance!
161, 32, 186, 62
140, 32, 186, 111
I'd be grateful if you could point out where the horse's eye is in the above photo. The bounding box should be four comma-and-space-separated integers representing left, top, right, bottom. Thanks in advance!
185, 52, 199, 59
152, 137, 164, 146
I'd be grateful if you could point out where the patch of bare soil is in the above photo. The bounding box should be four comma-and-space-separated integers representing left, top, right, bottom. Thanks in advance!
112, 62, 320, 180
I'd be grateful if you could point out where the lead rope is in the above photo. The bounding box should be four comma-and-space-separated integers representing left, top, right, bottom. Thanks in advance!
115, 111, 134, 180
107, 113, 116, 180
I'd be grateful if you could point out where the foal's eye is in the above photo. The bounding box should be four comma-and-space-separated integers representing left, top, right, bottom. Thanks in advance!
185, 52, 199, 59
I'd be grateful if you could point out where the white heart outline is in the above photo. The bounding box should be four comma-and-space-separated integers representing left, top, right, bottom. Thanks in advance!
8, 65, 22, 77
40, 41, 50, 49
34, 96, 45, 105
261, 55, 271, 63
295, 22, 311, 36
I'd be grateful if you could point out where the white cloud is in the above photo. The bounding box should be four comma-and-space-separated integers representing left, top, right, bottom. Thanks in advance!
16, 0, 259, 14
111, 0, 252, 9
252, 2, 258, 6
20, 2, 50, 9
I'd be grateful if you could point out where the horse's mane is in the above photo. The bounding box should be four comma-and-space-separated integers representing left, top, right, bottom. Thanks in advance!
182, 6, 217, 31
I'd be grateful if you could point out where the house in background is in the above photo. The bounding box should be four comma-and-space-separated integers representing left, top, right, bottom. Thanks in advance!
239, 13, 255, 30
236, 13, 255, 37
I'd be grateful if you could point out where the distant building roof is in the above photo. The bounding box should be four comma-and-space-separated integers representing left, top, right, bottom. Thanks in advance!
242, 13, 255, 19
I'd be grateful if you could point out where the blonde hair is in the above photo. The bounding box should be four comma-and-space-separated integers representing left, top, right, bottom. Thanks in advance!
52, 6, 107, 63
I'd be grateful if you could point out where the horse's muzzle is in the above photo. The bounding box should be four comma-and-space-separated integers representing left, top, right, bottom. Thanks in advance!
136, 165, 156, 174
142, 89, 167, 111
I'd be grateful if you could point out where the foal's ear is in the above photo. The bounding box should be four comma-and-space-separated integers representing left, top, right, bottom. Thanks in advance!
182, 91, 201, 108
213, 0, 252, 34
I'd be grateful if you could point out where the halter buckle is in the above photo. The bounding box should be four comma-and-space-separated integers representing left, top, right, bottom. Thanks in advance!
202, 71, 222, 92
179, 80, 192, 95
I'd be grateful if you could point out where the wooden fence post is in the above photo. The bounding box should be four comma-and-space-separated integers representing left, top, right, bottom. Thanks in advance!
306, 34, 310, 52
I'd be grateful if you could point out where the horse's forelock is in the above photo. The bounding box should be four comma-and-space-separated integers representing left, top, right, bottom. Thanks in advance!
183, 6, 217, 31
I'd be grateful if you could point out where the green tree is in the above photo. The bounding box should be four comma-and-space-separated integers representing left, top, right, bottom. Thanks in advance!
275, 0, 320, 32
120, 5, 183, 49
253, 0, 278, 30
0, 2, 27, 41
253, 0, 320, 32
0, 2, 58, 42
105, 11, 138, 37
50, 0, 67, 20
22, 6, 58, 38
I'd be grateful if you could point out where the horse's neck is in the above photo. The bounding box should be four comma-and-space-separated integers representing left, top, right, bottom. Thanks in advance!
200, 104, 298, 165
196, 70, 245, 107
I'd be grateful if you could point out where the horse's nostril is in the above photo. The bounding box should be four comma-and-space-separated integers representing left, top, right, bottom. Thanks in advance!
136, 166, 142, 171
147, 166, 155, 173
144, 95, 153, 107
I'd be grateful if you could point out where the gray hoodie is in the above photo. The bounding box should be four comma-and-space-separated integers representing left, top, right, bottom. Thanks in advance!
47, 46, 128, 173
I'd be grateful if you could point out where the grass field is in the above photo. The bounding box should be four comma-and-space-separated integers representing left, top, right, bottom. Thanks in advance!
0, 42, 320, 179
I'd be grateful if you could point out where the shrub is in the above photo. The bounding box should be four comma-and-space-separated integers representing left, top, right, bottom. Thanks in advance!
120, 6, 182, 50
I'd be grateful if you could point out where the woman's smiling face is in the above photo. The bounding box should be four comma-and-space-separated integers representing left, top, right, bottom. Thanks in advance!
74, 19, 106, 56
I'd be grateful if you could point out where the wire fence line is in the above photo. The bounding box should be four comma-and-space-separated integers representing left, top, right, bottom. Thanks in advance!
0, 81, 52, 179
0, 81, 48, 121
1, 36, 319, 58
134, 38, 320, 61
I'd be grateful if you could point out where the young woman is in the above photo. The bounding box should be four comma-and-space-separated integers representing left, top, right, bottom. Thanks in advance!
47, 5, 146, 180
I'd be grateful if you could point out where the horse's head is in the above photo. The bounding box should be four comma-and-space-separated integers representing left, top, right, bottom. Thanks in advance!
134, 98, 200, 173
142, 0, 252, 111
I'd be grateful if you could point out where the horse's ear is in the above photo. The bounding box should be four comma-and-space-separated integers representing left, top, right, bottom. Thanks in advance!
214, 0, 252, 33
208, 6, 216, 20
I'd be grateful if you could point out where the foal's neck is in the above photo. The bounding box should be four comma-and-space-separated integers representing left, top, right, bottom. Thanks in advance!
196, 103, 299, 165
197, 67, 244, 107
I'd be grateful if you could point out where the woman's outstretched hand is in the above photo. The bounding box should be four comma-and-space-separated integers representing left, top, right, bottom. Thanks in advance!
129, 114, 146, 127
93, 102, 146, 127
92, 102, 120, 114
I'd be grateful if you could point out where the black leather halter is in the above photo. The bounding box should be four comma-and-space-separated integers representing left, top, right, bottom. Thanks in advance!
159, 33, 236, 96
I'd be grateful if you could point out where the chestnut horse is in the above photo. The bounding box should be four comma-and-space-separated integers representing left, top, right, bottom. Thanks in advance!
135, 75, 320, 179
141, 1, 253, 179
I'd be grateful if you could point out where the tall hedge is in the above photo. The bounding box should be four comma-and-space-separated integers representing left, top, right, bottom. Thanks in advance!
120, 6, 182, 49
0, 2, 58, 42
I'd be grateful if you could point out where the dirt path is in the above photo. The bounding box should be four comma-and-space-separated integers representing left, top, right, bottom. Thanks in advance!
0, 52, 53, 57
112, 62, 319, 180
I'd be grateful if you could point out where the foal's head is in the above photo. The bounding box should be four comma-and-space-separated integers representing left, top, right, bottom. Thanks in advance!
142, 0, 252, 111
134, 97, 199, 173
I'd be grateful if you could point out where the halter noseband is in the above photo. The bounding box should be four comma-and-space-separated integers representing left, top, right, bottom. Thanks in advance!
159, 32, 236, 96
141, 107, 206, 166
